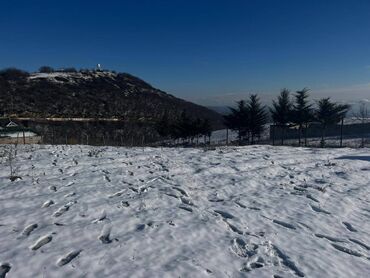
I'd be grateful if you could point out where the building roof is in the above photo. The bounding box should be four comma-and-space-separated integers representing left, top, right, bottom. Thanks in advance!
0, 120, 35, 134
6, 121, 18, 128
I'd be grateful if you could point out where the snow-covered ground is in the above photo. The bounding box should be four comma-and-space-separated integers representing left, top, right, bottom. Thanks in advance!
29, 71, 118, 83
0, 131, 38, 138
0, 144, 370, 277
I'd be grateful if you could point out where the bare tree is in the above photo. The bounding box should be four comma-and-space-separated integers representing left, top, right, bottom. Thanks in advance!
1, 143, 20, 181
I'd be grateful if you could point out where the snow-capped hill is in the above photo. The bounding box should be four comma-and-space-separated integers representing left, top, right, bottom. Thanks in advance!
0, 69, 223, 128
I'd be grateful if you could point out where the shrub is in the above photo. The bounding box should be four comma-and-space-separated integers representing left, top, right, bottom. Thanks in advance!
0, 68, 30, 81
39, 66, 54, 73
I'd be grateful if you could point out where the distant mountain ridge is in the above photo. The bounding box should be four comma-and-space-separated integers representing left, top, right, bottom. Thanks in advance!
0, 69, 223, 128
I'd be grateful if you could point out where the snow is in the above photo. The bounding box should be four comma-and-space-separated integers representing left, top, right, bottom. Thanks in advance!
0, 144, 370, 277
29, 72, 74, 80
0, 131, 37, 138
29, 71, 118, 83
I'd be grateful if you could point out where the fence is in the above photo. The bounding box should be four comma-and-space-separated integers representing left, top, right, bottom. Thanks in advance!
0, 136, 42, 144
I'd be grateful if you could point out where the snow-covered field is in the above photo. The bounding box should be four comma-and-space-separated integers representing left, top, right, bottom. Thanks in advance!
0, 144, 370, 277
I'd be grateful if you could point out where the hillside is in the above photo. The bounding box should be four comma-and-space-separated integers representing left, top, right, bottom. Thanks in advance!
0, 69, 223, 127
0, 144, 369, 277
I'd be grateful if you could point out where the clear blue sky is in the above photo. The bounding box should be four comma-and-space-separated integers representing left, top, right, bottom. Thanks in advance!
1, 0, 370, 105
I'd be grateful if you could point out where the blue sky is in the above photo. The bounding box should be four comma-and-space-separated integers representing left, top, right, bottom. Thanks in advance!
1, 0, 370, 105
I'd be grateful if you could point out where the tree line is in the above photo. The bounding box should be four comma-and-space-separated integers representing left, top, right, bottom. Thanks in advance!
223, 88, 350, 147
155, 111, 212, 144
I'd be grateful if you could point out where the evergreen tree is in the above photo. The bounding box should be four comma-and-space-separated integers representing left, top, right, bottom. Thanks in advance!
315, 98, 350, 147
176, 110, 192, 142
200, 118, 212, 144
0, 68, 29, 81
292, 88, 313, 146
270, 89, 292, 145
247, 94, 267, 144
224, 100, 249, 144
39, 66, 54, 73
155, 112, 171, 138
191, 118, 202, 143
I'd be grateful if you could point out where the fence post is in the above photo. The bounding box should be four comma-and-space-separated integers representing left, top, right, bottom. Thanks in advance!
340, 118, 344, 147
226, 128, 229, 145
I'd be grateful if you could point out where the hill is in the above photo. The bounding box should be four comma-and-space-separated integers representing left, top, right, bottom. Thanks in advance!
0, 69, 222, 125
0, 69, 223, 145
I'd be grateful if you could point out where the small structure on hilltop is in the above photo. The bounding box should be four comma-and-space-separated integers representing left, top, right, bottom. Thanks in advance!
6, 120, 18, 128
0, 119, 42, 144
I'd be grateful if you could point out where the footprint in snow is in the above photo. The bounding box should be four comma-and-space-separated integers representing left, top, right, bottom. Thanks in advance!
225, 220, 243, 235
273, 220, 296, 230
342, 222, 358, 232
310, 204, 331, 215
208, 197, 224, 203
180, 196, 194, 206
42, 200, 54, 208
64, 192, 76, 198
208, 192, 224, 203
0, 263, 11, 278
331, 243, 364, 257
349, 238, 370, 251
230, 238, 258, 258
53, 206, 70, 217
21, 223, 38, 237
65, 182, 74, 187
53, 201, 75, 217
172, 187, 189, 197
214, 210, 234, 219
240, 257, 265, 272
108, 190, 125, 198
314, 234, 347, 243
272, 244, 305, 277
248, 206, 261, 211
136, 224, 146, 231
293, 186, 306, 192
235, 201, 247, 208
297, 222, 313, 231
119, 201, 130, 208
306, 194, 319, 203
179, 205, 193, 212
57, 250, 82, 266
30, 235, 53, 250
92, 210, 107, 223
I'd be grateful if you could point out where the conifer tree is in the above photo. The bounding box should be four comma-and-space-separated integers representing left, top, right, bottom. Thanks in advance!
247, 94, 267, 144
224, 100, 249, 144
315, 98, 349, 147
155, 112, 171, 138
292, 88, 313, 146
270, 89, 292, 145
200, 118, 212, 144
